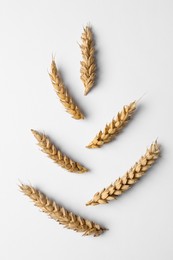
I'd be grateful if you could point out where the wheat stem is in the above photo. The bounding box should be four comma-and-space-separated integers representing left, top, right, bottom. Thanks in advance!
31, 129, 88, 173
86, 101, 137, 148
49, 59, 84, 119
80, 26, 96, 95
19, 184, 106, 236
86, 141, 160, 206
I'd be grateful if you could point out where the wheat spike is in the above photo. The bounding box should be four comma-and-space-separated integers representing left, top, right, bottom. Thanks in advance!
19, 184, 106, 236
86, 101, 137, 148
80, 26, 96, 95
31, 129, 88, 173
49, 59, 84, 120
86, 141, 160, 206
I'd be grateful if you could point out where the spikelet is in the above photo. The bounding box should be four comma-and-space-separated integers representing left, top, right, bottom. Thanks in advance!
49, 59, 84, 119
86, 101, 137, 148
20, 184, 106, 236
86, 141, 160, 206
31, 129, 88, 173
80, 26, 96, 95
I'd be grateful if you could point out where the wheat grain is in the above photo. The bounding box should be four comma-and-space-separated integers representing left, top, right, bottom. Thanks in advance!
86, 141, 160, 206
49, 59, 84, 119
86, 101, 137, 148
80, 26, 96, 95
19, 184, 106, 236
31, 129, 88, 173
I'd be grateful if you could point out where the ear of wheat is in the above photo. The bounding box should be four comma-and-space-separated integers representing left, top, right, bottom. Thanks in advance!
86, 101, 137, 148
31, 129, 88, 173
80, 26, 96, 95
49, 59, 84, 120
86, 141, 160, 206
19, 184, 106, 236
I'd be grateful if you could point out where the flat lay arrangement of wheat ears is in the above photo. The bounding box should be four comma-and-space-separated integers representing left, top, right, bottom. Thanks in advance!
20, 25, 161, 237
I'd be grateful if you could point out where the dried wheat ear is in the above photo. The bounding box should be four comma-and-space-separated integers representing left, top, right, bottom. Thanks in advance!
86, 141, 160, 206
80, 26, 96, 95
20, 184, 106, 236
31, 129, 88, 173
86, 101, 137, 148
49, 59, 84, 120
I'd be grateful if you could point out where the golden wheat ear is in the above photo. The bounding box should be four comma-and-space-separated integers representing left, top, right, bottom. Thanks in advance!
31, 129, 88, 173
19, 184, 106, 236
80, 25, 96, 95
86, 141, 160, 206
86, 101, 137, 148
49, 58, 84, 119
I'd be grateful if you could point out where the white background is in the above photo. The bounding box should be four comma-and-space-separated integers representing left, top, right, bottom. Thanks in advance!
0, 0, 173, 259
